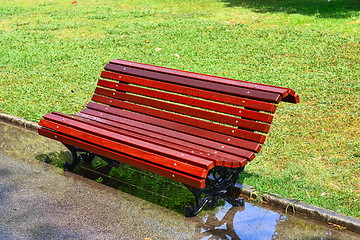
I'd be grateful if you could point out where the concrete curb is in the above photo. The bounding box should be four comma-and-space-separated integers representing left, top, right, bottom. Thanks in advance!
0, 112, 39, 132
1, 112, 359, 234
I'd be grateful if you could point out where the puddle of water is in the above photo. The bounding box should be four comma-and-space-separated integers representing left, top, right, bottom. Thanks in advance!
192, 202, 359, 240
0, 122, 66, 161
1, 121, 359, 240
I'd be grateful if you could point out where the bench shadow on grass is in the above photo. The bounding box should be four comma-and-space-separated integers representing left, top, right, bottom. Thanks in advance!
221, 0, 360, 18
36, 151, 258, 216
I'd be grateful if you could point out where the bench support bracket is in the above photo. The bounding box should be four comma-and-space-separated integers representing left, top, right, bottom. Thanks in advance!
63, 144, 95, 171
184, 167, 245, 217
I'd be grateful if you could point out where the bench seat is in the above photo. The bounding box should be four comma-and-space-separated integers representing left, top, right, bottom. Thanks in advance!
38, 59, 299, 216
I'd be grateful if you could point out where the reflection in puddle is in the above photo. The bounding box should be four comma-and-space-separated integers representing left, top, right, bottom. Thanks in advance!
194, 203, 283, 240
193, 201, 359, 240
194, 204, 245, 240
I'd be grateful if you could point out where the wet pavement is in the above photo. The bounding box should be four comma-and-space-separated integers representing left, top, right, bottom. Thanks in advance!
1, 121, 359, 240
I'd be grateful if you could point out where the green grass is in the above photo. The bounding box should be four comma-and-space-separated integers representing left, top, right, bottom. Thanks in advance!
1, 0, 359, 218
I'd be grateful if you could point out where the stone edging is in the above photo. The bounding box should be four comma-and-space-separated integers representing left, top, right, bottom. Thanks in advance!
1, 112, 359, 234
0, 112, 39, 132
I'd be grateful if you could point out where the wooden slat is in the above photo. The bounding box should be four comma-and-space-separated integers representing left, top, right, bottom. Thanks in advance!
80, 107, 260, 154
38, 128, 206, 188
46, 111, 247, 167
100, 71, 278, 113
40, 115, 213, 178
109, 59, 294, 98
74, 112, 248, 168
42, 113, 214, 169
283, 93, 300, 103
81, 106, 256, 160
87, 101, 266, 144
93, 89, 271, 133
104, 63, 282, 103
97, 79, 273, 123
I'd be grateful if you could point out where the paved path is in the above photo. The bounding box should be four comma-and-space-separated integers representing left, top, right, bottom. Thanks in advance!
1, 121, 359, 240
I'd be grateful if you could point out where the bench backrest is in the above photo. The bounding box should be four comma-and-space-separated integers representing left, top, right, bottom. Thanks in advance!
83, 59, 298, 167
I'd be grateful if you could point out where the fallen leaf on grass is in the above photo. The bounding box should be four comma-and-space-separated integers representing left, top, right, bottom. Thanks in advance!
230, 19, 241, 24
327, 222, 347, 230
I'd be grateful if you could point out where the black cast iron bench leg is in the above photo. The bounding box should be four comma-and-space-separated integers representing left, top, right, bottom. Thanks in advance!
184, 167, 245, 217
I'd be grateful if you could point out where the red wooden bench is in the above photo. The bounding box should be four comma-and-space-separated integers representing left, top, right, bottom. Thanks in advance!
38, 59, 299, 216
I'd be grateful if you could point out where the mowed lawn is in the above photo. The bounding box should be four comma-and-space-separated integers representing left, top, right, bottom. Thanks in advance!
1, 0, 359, 218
